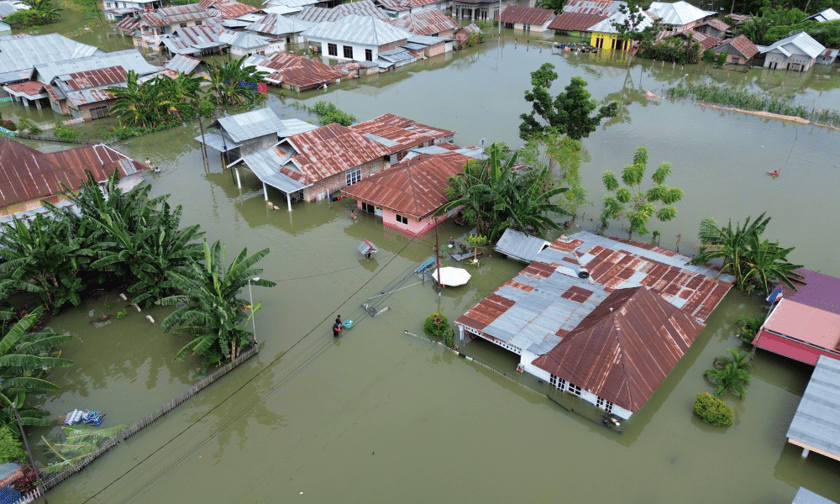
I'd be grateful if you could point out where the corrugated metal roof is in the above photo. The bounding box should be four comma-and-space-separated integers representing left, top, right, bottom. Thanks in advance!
805, 7, 840, 22
697, 17, 729, 31
688, 29, 720, 50
792, 487, 838, 504
778, 269, 840, 315
161, 20, 228, 54
761, 298, 840, 352
548, 12, 609, 32
561, 0, 619, 14
589, 7, 654, 33
36, 49, 159, 83
3, 80, 46, 96
303, 14, 411, 46
56, 65, 126, 90
214, 107, 289, 143
0, 33, 101, 85
279, 123, 391, 185
389, 10, 459, 36
350, 113, 455, 155
250, 51, 342, 89
648, 1, 714, 26
714, 34, 758, 59
297, 0, 389, 23
341, 151, 475, 219
140, 4, 209, 27
194, 131, 241, 152
378, 0, 439, 11
532, 286, 705, 413
165, 53, 201, 74
499, 5, 554, 25
64, 87, 116, 107
760, 31, 825, 59
219, 30, 271, 49
0, 2, 23, 17
246, 13, 312, 36
239, 146, 309, 194
786, 356, 840, 462
495, 228, 551, 263
208, 0, 258, 19
0, 139, 147, 209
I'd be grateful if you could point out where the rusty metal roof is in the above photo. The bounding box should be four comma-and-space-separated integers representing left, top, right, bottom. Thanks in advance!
246, 13, 313, 36
3, 81, 46, 96
715, 34, 758, 59
254, 51, 342, 88
350, 113, 455, 155
165, 53, 201, 74
455, 230, 732, 363
561, 0, 619, 14
341, 151, 474, 219
56, 65, 126, 90
697, 17, 730, 31
499, 5, 554, 25
389, 10, 459, 36
140, 4, 209, 27
547, 11, 607, 31
687, 29, 720, 50
65, 87, 117, 107
297, 0, 388, 22
0, 138, 147, 209
277, 123, 391, 185
378, 0, 443, 11
208, 0, 258, 19
531, 286, 705, 414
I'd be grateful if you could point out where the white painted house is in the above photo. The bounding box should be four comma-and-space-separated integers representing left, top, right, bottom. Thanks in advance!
302, 14, 412, 63
760, 31, 825, 72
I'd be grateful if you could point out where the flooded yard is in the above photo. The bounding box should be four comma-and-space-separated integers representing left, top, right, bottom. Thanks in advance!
12, 31, 840, 503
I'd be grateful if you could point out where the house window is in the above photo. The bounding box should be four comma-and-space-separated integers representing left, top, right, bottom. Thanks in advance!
180, 22, 187, 27
345, 166, 361, 186
365, 49, 373, 61
328, 43, 337, 56
196, 20, 202, 26
568, 383, 582, 396
596, 397, 614, 413
361, 202, 376, 214
343, 45, 353, 59
89, 105, 110, 120
549, 375, 567, 391
396, 214, 408, 225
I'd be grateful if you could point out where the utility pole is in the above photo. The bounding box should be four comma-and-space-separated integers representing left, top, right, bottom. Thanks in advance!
12, 403, 47, 503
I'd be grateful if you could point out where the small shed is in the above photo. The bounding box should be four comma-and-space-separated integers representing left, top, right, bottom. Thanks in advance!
786, 355, 840, 463
358, 239, 378, 259
494, 228, 550, 263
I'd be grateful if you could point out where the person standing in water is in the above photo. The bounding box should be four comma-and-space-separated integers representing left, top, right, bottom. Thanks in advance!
333, 315, 342, 337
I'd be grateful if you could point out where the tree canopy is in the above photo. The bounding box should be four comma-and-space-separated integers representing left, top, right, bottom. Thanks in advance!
519, 64, 619, 141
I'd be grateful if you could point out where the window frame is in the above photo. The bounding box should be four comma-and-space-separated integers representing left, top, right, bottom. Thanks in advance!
328, 43, 337, 56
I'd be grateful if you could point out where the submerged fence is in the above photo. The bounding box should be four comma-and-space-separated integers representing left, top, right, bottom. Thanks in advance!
11, 344, 259, 504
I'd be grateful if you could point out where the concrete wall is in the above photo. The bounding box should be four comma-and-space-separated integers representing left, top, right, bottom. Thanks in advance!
303, 158, 384, 202
764, 51, 816, 72
591, 32, 630, 51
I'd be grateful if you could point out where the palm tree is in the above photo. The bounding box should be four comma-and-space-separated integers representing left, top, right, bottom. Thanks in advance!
0, 308, 73, 427
108, 70, 152, 128
690, 213, 803, 295
495, 166, 571, 240
41, 424, 125, 474
159, 240, 275, 370
205, 55, 268, 108
704, 361, 751, 399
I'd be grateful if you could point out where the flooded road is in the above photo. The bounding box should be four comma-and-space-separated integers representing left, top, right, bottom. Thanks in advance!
21, 34, 840, 503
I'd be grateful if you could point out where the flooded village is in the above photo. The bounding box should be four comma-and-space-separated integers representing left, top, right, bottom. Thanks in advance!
0, 0, 839, 501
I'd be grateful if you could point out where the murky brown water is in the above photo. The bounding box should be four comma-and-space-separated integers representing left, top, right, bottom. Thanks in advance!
15, 30, 840, 503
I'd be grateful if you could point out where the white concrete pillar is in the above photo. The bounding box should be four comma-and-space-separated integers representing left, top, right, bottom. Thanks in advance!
801, 448, 810, 458
235, 166, 242, 188
263, 182, 268, 200
286, 192, 292, 211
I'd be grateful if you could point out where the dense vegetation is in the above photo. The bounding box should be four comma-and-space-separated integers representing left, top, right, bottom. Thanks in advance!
310, 101, 356, 126
694, 392, 734, 427
423, 312, 455, 348
735, 6, 840, 47
667, 82, 840, 128
3, 0, 61, 28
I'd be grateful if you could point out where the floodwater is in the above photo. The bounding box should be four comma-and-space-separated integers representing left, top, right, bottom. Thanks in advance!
16, 33, 840, 503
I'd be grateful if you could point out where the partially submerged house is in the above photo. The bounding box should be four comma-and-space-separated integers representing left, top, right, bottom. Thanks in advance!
692, 18, 729, 39
2, 81, 49, 110
803, 7, 840, 23
118, 3, 212, 50
712, 34, 758, 65
456, 230, 733, 419
235, 122, 392, 209
786, 355, 840, 463
46, 66, 125, 120
647, 0, 715, 33
302, 14, 412, 63
498, 5, 555, 32
452, 0, 506, 21
247, 52, 343, 91
760, 31, 825, 72
376, 0, 448, 19
102, 0, 163, 21
245, 13, 313, 46
341, 150, 477, 235
752, 269, 840, 365
589, 5, 654, 51
350, 112, 456, 163
0, 137, 147, 221
548, 0, 616, 37
297, 0, 389, 22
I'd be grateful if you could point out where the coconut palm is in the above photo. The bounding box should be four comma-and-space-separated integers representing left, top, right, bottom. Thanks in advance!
0, 308, 73, 426
159, 240, 275, 370
494, 166, 571, 239
205, 55, 268, 108
704, 361, 751, 399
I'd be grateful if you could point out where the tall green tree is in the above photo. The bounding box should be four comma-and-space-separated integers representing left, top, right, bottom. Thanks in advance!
520, 64, 619, 141
519, 133, 587, 216
611, 0, 660, 64
0, 308, 73, 427
690, 213, 803, 295
600, 147, 683, 239
205, 55, 268, 108
159, 240, 275, 370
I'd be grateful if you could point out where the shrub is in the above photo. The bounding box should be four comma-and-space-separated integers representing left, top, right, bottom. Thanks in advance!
116, 310, 127, 319
310, 100, 355, 126
0, 425, 25, 464
2, 120, 17, 131
694, 392, 733, 427
423, 312, 456, 347
17, 117, 41, 135
54, 124, 81, 140
702, 49, 716, 63
716, 52, 727, 66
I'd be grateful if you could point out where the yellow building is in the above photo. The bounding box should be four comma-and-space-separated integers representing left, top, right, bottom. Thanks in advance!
590, 32, 630, 51
587, 7, 653, 51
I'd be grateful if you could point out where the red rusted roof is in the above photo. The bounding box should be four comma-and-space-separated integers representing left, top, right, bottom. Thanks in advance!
259, 52, 342, 89
499, 5, 554, 25
0, 138, 147, 209
341, 151, 471, 219
687, 29, 720, 50
547, 11, 608, 31
57, 66, 126, 90
279, 123, 391, 185
698, 17, 729, 31
5, 81, 46, 96
141, 4, 208, 27
298, 0, 388, 22
117, 16, 140, 31
715, 34, 758, 59
350, 113, 455, 155
532, 286, 705, 413
208, 0, 257, 19
389, 10, 459, 36
562, 0, 618, 14
378, 0, 439, 10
